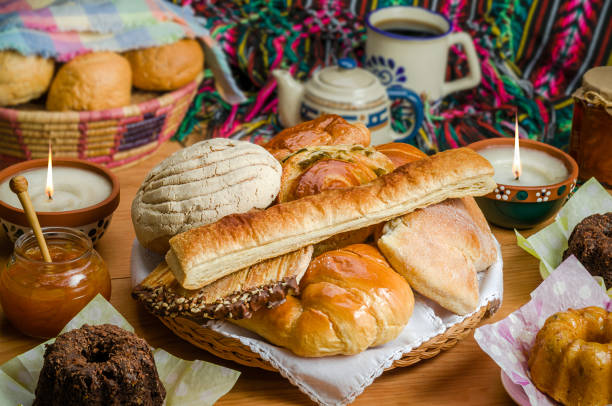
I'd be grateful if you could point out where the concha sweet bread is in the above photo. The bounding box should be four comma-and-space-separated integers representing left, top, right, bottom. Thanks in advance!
0, 50, 54, 106
125, 39, 204, 91
46, 51, 131, 111
131, 138, 282, 254
529, 306, 612, 406
233, 244, 414, 357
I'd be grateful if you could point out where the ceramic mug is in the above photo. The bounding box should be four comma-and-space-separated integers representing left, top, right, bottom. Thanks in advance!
365, 6, 482, 101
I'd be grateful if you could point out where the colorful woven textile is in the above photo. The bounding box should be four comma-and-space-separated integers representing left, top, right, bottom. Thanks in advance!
0, 0, 244, 103
174, 0, 612, 153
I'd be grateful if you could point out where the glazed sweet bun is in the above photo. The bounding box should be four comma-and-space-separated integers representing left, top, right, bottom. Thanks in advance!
234, 244, 414, 357
46, 51, 132, 111
278, 144, 395, 255
277, 145, 395, 203
0, 50, 54, 106
125, 39, 204, 91
131, 138, 282, 254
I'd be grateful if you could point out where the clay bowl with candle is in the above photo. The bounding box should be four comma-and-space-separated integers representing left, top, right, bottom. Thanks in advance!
468, 138, 578, 229
0, 158, 119, 243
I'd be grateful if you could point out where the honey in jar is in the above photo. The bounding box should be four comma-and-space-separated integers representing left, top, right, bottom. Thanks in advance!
570, 66, 612, 186
0, 227, 111, 338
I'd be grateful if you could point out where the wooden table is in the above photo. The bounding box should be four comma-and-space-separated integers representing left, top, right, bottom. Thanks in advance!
0, 141, 555, 405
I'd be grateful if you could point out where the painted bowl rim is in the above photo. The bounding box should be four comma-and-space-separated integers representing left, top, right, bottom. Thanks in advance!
468, 138, 578, 199
0, 158, 120, 227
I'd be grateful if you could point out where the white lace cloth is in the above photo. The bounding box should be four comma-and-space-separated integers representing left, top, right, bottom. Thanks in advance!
131, 239, 503, 406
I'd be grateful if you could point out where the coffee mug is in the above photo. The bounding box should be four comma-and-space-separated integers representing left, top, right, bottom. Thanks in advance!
365, 6, 482, 101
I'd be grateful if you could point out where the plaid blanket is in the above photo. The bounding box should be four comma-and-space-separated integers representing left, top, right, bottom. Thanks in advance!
173, 0, 612, 152
0, 0, 244, 103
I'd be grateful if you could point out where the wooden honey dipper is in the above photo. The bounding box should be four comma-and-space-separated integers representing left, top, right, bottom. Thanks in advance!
9, 175, 52, 263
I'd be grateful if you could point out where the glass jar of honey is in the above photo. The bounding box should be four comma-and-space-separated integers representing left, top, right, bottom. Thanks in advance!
0, 227, 110, 338
570, 66, 612, 186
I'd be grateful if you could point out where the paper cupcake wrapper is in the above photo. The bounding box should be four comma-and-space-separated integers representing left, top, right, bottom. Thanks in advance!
0, 295, 240, 406
474, 256, 612, 406
516, 177, 612, 295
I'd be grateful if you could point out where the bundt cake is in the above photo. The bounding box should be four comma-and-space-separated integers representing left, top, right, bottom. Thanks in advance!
528, 307, 612, 406
33, 324, 166, 406
563, 212, 612, 286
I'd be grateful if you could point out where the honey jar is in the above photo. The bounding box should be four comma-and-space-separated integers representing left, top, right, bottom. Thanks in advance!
570, 66, 612, 186
0, 227, 111, 338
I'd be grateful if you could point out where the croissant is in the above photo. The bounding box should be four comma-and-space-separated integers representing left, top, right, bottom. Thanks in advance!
264, 114, 370, 161
233, 244, 414, 357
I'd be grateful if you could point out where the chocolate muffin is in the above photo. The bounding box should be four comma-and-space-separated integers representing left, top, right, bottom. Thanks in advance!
33, 324, 165, 406
563, 212, 612, 286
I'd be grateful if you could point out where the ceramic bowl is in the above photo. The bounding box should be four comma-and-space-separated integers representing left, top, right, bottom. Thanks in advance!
468, 138, 578, 229
0, 159, 120, 244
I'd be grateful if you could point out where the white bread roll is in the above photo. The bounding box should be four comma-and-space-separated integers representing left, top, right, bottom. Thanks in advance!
132, 139, 282, 254
124, 39, 204, 91
46, 51, 132, 111
0, 51, 54, 106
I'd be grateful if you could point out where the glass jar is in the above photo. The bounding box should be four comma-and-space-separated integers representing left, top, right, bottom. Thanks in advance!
570, 66, 612, 187
0, 227, 110, 338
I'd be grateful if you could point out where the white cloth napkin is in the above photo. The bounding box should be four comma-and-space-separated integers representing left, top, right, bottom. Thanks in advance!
131, 239, 503, 406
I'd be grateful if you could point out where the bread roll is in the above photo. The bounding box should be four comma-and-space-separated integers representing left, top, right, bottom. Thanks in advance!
133, 246, 313, 320
234, 244, 414, 357
264, 114, 371, 161
0, 51, 54, 106
375, 142, 428, 167
167, 147, 496, 289
132, 139, 281, 254
377, 198, 496, 315
46, 52, 131, 111
125, 39, 204, 91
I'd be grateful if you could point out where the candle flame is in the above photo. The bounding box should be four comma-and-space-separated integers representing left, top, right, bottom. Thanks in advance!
46, 142, 53, 200
512, 113, 521, 180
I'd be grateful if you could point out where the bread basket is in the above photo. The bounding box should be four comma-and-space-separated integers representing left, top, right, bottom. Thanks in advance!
155, 298, 500, 372
0, 73, 203, 170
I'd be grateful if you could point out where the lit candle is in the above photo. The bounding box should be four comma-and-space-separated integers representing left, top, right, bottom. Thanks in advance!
0, 150, 111, 212
477, 115, 568, 186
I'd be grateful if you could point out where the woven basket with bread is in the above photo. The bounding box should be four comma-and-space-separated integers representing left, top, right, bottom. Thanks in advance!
0, 40, 204, 169
131, 115, 502, 401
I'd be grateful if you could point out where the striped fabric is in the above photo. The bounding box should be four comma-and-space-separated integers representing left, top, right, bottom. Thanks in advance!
175, 0, 611, 152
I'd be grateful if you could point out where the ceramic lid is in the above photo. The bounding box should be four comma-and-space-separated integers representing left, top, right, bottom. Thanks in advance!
304, 58, 387, 107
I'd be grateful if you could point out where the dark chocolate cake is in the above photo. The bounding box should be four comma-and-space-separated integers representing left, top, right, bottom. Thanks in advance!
563, 212, 612, 286
33, 324, 165, 406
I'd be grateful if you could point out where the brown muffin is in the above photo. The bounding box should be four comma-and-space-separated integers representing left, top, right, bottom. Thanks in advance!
33, 324, 165, 406
563, 212, 612, 286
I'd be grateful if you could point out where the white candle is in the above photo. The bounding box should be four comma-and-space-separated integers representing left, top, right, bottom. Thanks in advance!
0, 167, 112, 212
477, 146, 568, 186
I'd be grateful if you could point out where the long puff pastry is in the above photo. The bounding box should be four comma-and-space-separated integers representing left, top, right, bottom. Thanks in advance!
167, 147, 496, 289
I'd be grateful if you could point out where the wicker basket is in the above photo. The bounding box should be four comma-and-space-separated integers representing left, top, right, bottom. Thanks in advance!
0, 73, 203, 169
156, 297, 501, 372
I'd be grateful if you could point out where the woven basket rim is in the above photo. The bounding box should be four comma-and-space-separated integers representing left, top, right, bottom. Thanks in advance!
0, 72, 204, 123
157, 297, 501, 373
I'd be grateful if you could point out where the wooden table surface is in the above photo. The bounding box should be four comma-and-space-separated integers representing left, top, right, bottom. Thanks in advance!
0, 141, 559, 405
